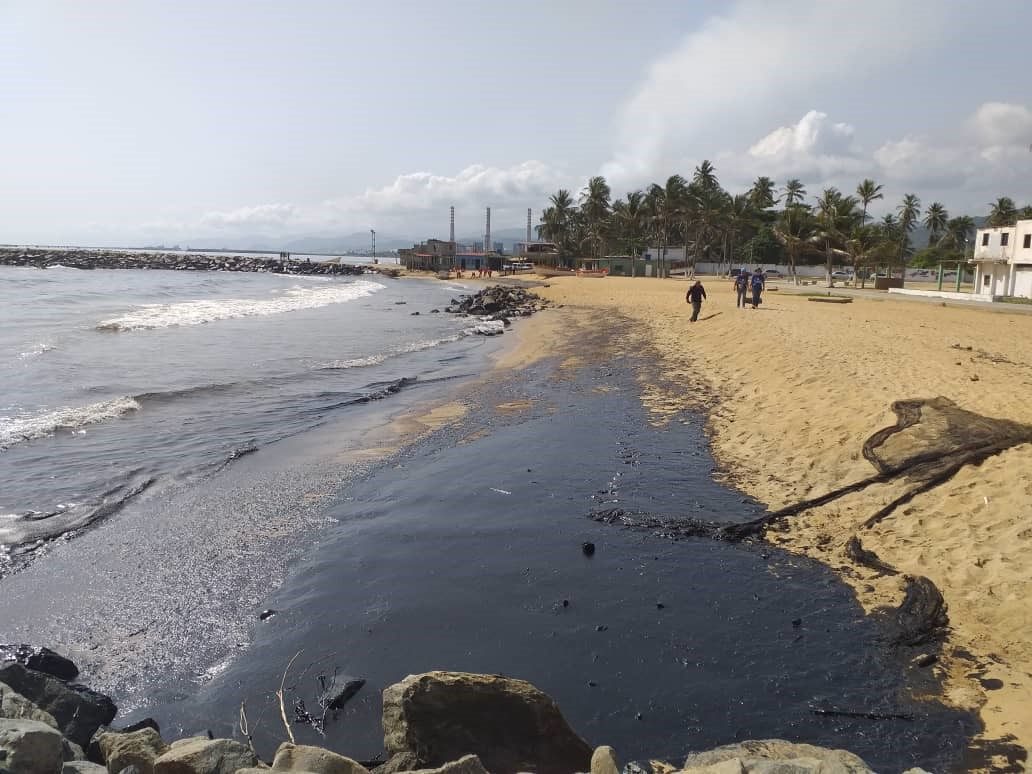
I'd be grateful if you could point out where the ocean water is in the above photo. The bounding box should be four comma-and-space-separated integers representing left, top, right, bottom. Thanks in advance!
0, 265, 494, 568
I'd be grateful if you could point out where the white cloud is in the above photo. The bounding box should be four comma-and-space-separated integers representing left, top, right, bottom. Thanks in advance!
970, 102, 1032, 148
350, 161, 563, 215
602, 0, 955, 187
200, 203, 297, 229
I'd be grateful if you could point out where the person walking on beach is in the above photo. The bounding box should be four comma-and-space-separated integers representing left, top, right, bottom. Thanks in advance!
734, 269, 749, 308
686, 279, 707, 322
750, 267, 765, 309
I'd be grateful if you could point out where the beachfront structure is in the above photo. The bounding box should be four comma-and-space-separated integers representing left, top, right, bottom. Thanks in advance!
970, 220, 1032, 300
399, 238, 455, 271
515, 241, 562, 267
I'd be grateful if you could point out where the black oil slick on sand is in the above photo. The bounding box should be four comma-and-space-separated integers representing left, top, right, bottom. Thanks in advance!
130, 330, 976, 773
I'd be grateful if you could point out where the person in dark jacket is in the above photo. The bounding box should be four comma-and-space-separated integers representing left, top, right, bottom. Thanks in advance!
686, 280, 707, 322
734, 269, 749, 308
750, 267, 765, 308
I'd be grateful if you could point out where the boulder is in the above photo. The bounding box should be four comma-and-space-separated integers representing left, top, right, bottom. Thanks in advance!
381, 671, 592, 774
590, 746, 619, 774
62, 763, 108, 774
680, 741, 872, 774
0, 717, 66, 774
0, 681, 59, 728
63, 738, 86, 761
152, 736, 258, 774
98, 727, 168, 773
679, 761, 743, 774
408, 755, 488, 774
270, 742, 368, 773
0, 663, 117, 748
0, 645, 79, 682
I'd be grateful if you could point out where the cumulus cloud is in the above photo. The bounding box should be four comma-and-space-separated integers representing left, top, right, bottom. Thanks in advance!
200, 203, 297, 229
350, 161, 562, 214
735, 110, 866, 180
602, 0, 957, 187
970, 102, 1032, 148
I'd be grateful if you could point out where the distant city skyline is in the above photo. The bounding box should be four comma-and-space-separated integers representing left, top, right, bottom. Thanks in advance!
3, 0, 1031, 247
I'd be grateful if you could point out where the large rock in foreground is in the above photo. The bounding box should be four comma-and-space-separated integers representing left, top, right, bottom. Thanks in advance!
0, 718, 66, 774
679, 740, 873, 774
382, 671, 591, 774
0, 664, 116, 748
97, 727, 168, 773
271, 742, 369, 773
152, 736, 258, 773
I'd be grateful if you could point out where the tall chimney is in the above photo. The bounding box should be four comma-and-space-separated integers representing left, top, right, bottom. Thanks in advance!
449, 206, 455, 244
485, 207, 491, 253
527, 208, 532, 243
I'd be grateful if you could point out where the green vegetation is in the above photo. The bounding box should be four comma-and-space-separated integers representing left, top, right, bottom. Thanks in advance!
536, 163, 1030, 287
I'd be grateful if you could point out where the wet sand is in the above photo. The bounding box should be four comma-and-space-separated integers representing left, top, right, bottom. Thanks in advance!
521, 275, 1032, 769
129, 315, 972, 772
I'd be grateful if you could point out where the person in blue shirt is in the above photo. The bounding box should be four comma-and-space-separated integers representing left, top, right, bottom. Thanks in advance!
750, 267, 765, 309
734, 269, 749, 308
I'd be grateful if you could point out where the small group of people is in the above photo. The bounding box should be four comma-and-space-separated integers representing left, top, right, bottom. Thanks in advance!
451, 265, 494, 279
685, 267, 766, 322
734, 267, 766, 309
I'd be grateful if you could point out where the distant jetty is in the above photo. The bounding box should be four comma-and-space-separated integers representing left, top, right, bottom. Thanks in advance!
0, 247, 401, 278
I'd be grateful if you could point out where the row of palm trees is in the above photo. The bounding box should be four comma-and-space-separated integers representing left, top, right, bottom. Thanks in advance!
536, 162, 1032, 284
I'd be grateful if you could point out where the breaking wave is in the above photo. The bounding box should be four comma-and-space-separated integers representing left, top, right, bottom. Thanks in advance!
0, 396, 140, 450
96, 280, 385, 331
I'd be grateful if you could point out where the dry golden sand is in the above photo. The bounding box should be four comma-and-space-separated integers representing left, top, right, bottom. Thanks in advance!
517, 275, 1032, 765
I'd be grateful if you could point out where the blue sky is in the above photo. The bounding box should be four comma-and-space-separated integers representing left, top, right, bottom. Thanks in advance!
2, 0, 1031, 245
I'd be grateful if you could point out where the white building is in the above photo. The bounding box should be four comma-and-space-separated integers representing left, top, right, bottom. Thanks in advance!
971, 220, 1032, 299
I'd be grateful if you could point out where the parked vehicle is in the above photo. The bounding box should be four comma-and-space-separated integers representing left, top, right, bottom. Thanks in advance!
831, 270, 850, 278
764, 269, 783, 278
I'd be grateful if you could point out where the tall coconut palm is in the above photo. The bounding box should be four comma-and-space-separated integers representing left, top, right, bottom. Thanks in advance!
683, 185, 728, 277
844, 225, 880, 281
537, 189, 576, 265
579, 176, 611, 263
988, 197, 1018, 227
938, 216, 976, 253
723, 194, 755, 271
856, 179, 884, 224
773, 204, 816, 284
782, 179, 806, 207
645, 175, 687, 278
612, 191, 647, 277
692, 160, 720, 196
815, 188, 861, 286
747, 176, 778, 211
895, 193, 921, 278
922, 202, 949, 246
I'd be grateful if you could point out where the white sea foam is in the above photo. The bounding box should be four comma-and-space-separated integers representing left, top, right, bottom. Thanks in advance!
0, 396, 140, 449
315, 334, 466, 371
97, 280, 385, 331
18, 342, 55, 359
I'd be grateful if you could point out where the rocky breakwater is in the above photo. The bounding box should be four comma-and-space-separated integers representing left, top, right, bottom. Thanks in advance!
2, 653, 919, 774
443, 286, 550, 336
0, 248, 402, 278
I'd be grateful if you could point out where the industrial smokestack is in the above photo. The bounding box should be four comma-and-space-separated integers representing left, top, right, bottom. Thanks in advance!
485, 207, 491, 253
450, 206, 455, 244
527, 208, 532, 244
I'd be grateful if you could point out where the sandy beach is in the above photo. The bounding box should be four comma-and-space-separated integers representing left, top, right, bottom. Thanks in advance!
503, 274, 1032, 768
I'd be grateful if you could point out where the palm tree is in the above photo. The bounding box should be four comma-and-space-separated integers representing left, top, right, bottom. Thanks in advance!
856, 179, 884, 224
579, 176, 611, 264
895, 193, 921, 279
644, 175, 687, 278
748, 176, 778, 211
612, 191, 647, 277
815, 188, 861, 286
938, 216, 976, 253
922, 202, 949, 246
692, 160, 719, 193
988, 197, 1018, 227
844, 225, 880, 281
723, 194, 755, 271
1021, 205, 1032, 220
782, 179, 806, 207
537, 189, 576, 266
683, 185, 728, 277
773, 204, 816, 284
